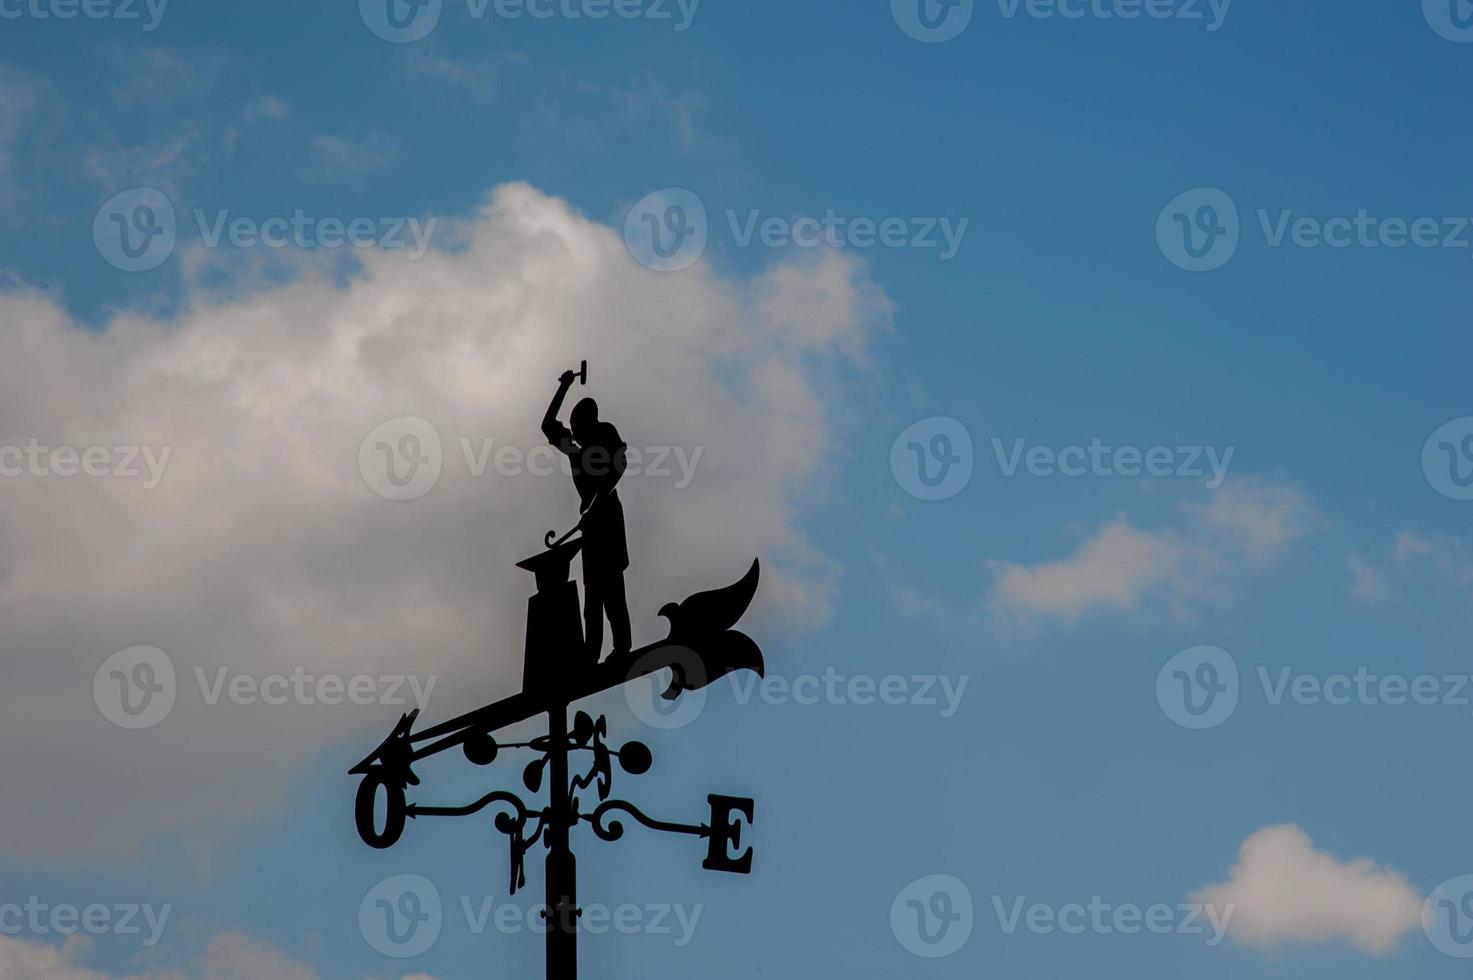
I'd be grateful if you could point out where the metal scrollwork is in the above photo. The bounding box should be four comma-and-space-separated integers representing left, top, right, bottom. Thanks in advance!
583, 799, 707, 843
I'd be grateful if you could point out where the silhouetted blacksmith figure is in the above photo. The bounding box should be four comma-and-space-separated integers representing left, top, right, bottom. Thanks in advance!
543, 370, 632, 659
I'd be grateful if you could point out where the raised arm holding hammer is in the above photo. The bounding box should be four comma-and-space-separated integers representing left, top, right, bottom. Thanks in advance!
542, 364, 632, 659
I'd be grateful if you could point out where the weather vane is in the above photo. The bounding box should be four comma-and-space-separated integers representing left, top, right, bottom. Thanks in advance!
350, 360, 765, 980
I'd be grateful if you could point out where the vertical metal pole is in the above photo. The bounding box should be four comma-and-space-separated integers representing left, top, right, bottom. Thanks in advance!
545, 703, 578, 980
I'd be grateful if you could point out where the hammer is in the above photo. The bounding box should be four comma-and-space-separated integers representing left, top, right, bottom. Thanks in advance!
574, 360, 588, 386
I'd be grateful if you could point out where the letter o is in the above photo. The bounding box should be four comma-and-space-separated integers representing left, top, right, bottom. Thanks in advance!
355, 772, 407, 849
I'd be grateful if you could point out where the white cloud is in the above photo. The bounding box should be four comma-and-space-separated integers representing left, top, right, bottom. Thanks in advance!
986, 478, 1319, 621
0, 931, 432, 980
0, 182, 886, 869
988, 517, 1192, 621
1191, 824, 1421, 955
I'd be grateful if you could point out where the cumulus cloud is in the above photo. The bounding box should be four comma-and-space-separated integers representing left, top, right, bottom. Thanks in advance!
0, 931, 432, 980
0, 182, 887, 869
1191, 825, 1422, 955
987, 478, 1319, 621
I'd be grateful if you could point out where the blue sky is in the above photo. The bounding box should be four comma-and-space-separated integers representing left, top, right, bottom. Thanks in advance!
3, 0, 1473, 978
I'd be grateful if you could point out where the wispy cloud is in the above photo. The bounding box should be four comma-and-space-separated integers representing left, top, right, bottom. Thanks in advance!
1346, 552, 1392, 604
610, 73, 709, 156
104, 46, 219, 109
1347, 530, 1473, 608
0, 63, 43, 214
401, 46, 529, 104
308, 131, 400, 181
